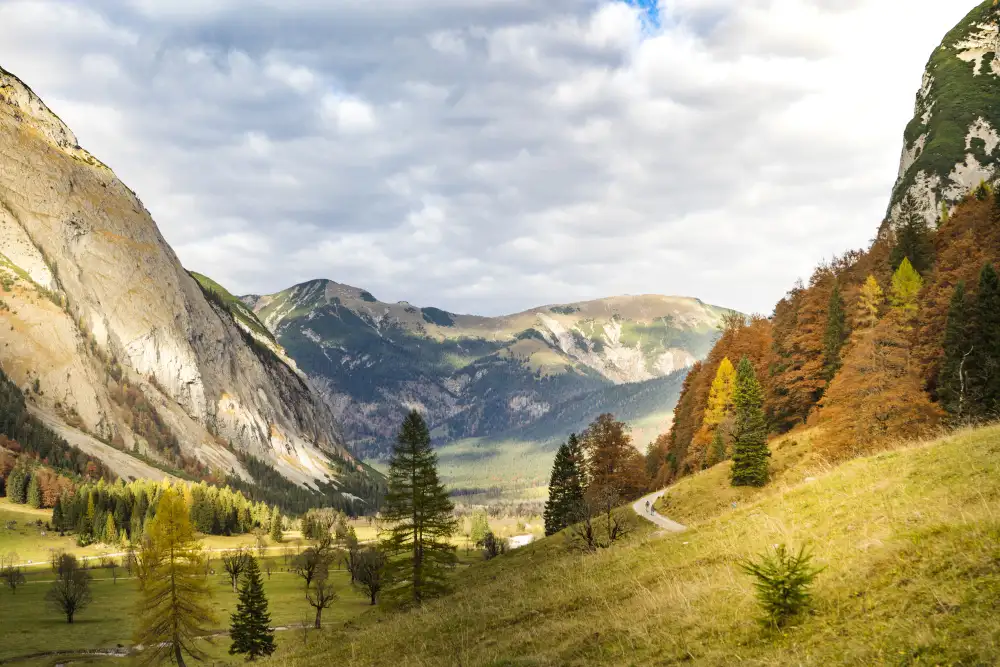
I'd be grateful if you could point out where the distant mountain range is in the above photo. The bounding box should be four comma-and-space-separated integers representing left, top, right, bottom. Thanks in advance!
241, 281, 733, 465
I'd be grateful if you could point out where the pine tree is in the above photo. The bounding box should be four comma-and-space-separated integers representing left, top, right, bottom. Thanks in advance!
705, 428, 728, 468
970, 264, 1000, 416
380, 410, 457, 605
889, 197, 934, 274
703, 358, 736, 428
938, 282, 973, 417
268, 508, 282, 543
889, 257, 923, 320
857, 276, 884, 329
6, 468, 27, 504
543, 434, 585, 536
228, 556, 275, 661
27, 474, 43, 509
822, 283, 847, 379
134, 487, 216, 667
730, 357, 770, 487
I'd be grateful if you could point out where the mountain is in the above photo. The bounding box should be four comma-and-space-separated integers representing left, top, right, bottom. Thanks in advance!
887, 0, 1000, 232
244, 280, 731, 461
0, 65, 381, 505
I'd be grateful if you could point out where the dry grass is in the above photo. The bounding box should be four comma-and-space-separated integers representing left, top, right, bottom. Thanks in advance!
269, 425, 1000, 666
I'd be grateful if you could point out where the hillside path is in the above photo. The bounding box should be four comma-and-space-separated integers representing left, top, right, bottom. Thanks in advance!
633, 490, 686, 532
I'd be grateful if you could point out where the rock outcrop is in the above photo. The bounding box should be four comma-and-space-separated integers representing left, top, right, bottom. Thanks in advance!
886, 0, 1000, 233
0, 65, 369, 493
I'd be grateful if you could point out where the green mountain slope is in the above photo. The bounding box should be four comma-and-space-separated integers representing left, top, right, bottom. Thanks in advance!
888, 0, 1000, 231
244, 280, 731, 467
271, 425, 1000, 666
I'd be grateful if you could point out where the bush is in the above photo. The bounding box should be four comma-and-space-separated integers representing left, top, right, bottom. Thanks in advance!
740, 543, 823, 627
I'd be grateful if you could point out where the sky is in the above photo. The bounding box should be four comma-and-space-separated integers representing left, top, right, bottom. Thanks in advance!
0, 0, 978, 316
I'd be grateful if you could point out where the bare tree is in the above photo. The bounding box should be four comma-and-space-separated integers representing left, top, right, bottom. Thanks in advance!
263, 558, 273, 579
293, 546, 328, 591
305, 569, 338, 628
253, 528, 267, 558
99, 555, 120, 584
221, 548, 252, 592
570, 487, 631, 552
123, 544, 138, 576
353, 547, 386, 606
1, 552, 26, 593
45, 554, 92, 623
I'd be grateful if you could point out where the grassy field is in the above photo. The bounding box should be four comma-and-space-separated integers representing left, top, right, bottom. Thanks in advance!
267, 425, 1000, 666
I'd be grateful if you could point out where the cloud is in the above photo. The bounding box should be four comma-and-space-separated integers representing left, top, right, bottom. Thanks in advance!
0, 0, 979, 315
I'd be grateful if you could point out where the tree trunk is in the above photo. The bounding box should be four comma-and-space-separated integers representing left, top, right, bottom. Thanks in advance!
314, 608, 322, 629
67, 611, 74, 624
175, 642, 186, 667
370, 592, 376, 605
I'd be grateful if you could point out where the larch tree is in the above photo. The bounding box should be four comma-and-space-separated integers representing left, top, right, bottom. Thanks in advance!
702, 358, 736, 428
822, 282, 848, 380
730, 357, 770, 488
889, 257, 923, 320
937, 281, 973, 418
857, 275, 884, 330
134, 487, 216, 667
228, 556, 275, 661
543, 433, 585, 536
380, 410, 457, 606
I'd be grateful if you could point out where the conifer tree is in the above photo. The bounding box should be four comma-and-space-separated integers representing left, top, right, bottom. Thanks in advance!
857, 276, 884, 329
938, 281, 973, 417
730, 357, 770, 487
889, 197, 934, 274
228, 556, 275, 661
52, 497, 64, 530
6, 468, 27, 504
543, 434, 585, 536
703, 358, 736, 428
822, 283, 847, 379
104, 514, 117, 545
27, 474, 43, 508
380, 410, 457, 605
889, 258, 923, 320
134, 488, 215, 667
970, 264, 1000, 416
705, 428, 728, 468
268, 508, 282, 543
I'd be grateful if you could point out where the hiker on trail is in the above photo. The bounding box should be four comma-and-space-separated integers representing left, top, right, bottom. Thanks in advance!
645, 500, 650, 514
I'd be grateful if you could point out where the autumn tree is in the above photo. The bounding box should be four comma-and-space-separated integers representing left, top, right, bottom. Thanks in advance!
703, 358, 736, 428
730, 357, 770, 487
45, 554, 92, 623
134, 487, 216, 667
822, 283, 848, 379
580, 414, 647, 502
937, 282, 973, 418
543, 434, 585, 536
228, 556, 275, 661
857, 275, 884, 329
380, 410, 457, 606
890, 258, 923, 319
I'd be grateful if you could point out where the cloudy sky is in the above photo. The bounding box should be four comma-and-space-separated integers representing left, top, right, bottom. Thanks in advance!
0, 0, 977, 316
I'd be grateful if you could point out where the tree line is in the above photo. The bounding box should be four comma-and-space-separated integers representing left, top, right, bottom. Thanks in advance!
647, 184, 1000, 486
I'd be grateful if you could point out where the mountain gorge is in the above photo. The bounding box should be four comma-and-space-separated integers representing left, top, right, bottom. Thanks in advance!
0, 66, 381, 507
243, 280, 731, 462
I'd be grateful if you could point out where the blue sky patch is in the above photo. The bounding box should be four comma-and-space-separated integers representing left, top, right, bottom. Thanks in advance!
621, 0, 661, 29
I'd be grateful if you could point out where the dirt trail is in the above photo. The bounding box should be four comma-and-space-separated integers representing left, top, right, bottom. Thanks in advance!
632, 490, 686, 533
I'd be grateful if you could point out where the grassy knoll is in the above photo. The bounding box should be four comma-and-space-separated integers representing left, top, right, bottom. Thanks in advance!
270, 425, 1000, 666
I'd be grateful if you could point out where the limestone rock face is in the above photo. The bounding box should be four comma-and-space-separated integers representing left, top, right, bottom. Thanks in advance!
249, 279, 731, 460
886, 1, 1000, 233
0, 65, 363, 490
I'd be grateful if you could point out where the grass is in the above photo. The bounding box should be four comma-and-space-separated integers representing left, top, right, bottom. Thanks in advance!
268, 424, 1000, 666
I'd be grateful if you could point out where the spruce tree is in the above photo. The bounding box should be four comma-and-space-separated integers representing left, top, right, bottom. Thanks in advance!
889, 209, 934, 274
822, 283, 847, 379
543, 434, 585, 536
27, 474, 43, 509
228, 556, 275, 661
705, 428, 728, 468
970, 264, 1000, 416
938, 281, 972, 417
7, 468, 27, 504
730, 357, 770, 487
268, 508, 282, 543
380, 410, 457, 605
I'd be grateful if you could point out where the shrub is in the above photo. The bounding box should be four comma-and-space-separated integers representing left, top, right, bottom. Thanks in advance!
740, 543, 823, 628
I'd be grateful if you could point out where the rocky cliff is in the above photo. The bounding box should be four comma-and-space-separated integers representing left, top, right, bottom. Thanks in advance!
245, 280, 731, 460
887, 0, 1000, 232
0, 65, 375, 498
